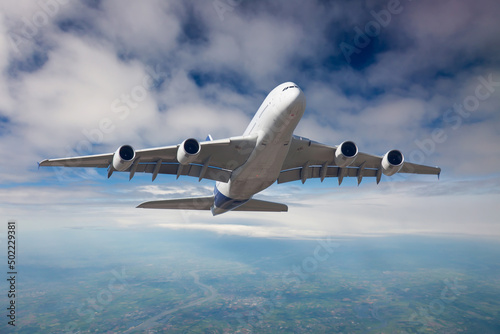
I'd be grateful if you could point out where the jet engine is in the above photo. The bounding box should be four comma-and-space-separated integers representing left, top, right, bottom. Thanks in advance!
177, 138, 201, 165
112, 145, 135, 171
381, 149, 404, 176
335, 141, 358, 167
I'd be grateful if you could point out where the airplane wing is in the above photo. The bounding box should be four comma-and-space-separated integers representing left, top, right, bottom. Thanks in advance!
278, 135, 441, 184
39, 135, 257, 183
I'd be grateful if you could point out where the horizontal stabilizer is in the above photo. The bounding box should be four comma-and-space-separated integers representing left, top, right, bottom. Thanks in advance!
234, 199, 288, 212
137, 196, 214, 210
136, 197, 287, 213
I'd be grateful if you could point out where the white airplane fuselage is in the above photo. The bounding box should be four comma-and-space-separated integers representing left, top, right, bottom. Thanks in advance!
212, 82, 306, 215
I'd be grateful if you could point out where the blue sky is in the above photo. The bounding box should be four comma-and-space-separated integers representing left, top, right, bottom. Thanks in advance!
0, 0, 499, 238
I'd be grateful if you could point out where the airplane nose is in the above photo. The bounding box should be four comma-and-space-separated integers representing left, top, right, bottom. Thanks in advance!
285, 84, 305, 103
293, 88, 306, 106
283, 84, 306, 115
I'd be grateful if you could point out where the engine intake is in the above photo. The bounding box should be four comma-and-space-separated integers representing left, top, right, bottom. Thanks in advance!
381, 149, 404, 176
177, 138, 201, 165
335, 141, 358, 167
112, 145, 135, 171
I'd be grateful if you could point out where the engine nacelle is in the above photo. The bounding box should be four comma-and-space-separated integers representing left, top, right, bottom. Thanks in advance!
381, 149, 404, 176
335, 141, 358, 167
177, 138, 201, 165
112, 145, 135, 171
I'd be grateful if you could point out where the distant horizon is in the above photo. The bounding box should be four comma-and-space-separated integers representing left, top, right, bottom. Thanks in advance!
2, 230, 499, 333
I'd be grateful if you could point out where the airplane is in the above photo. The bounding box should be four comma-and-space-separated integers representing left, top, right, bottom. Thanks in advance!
39, 82, 441, 215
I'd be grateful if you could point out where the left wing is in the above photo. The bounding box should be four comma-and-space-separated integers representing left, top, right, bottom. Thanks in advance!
278, 135, 441, 184
39, 135, 257, 182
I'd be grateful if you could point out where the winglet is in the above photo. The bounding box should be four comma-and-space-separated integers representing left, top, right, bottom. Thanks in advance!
38, 159, 48, 168
205, 134, 213, 141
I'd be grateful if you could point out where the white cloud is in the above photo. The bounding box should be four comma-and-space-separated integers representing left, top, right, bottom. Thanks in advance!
0, 1, 499, 237
161, 103, 250, 140
1, 167, 498, 238
137, 183, 213, 197
96, 0, 181, 56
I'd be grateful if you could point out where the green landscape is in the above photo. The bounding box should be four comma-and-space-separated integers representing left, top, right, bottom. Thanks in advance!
2, 230, 500, 333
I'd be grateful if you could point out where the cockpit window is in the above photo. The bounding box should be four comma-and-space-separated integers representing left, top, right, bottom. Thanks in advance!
282, 85, 299, 91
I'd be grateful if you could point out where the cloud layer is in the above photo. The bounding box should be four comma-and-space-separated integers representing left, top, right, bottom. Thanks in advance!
1, 0, 499, 237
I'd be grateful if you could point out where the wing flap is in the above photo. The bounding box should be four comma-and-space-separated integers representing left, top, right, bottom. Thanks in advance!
135, 163, 231, 182
278, 166, 378, 184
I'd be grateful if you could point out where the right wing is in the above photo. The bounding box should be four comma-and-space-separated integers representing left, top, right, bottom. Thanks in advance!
39, 136, 257, 182
278, 135, 441, 184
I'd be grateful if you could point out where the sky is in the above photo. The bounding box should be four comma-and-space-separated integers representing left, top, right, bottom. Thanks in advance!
0, 0, 499, 239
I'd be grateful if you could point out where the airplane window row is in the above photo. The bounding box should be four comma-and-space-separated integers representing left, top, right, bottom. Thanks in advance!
282, 85, 299, 91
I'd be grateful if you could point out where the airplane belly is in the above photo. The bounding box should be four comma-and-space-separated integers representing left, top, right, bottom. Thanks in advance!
216, 83, 306, 202
225, 139, 292, 199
